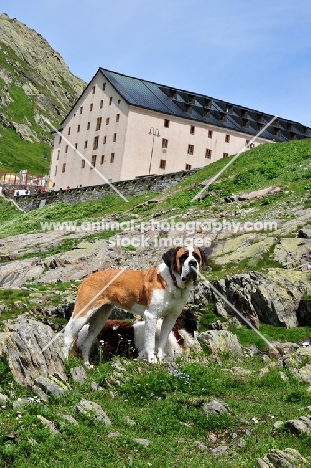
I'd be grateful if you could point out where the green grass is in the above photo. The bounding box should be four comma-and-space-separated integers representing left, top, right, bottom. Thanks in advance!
229, 323, 311, 351
0, 192, 157, 238
0, 354, 310, 467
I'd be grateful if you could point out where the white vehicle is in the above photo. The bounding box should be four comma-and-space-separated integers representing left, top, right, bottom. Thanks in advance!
14, 189, 30, 196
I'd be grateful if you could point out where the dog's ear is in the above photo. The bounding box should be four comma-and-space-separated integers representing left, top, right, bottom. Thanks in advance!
162, 247, 180, 271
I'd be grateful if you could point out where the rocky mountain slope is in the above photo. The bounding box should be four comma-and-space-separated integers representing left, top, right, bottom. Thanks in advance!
0, 13, 86, 174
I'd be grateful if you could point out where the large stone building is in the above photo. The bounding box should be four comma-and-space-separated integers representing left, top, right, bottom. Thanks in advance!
50, 68, 310, 189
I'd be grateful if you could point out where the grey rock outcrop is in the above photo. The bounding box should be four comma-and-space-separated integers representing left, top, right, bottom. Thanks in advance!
0, 315, 66, 387
281, 347, 311, 383
75, 398, 111, 425
192, 269, 311, 329
257, 448, 308, 467
203, 400, 229, 415
198, 330, 242, 355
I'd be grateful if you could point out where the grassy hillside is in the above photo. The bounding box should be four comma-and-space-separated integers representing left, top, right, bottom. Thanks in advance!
1, 140, 311, 468
1, 138, 310, 238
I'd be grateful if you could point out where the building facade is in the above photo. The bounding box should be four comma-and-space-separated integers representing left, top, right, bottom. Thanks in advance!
50, 68, 310, 189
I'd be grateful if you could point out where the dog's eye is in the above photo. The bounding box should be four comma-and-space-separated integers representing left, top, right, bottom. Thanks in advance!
193, 253, 200, 262
180, 253, 188, 263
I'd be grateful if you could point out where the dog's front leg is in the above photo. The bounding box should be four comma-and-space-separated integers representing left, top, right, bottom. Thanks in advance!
143, 309, 158, 363
158, 311, 181, 362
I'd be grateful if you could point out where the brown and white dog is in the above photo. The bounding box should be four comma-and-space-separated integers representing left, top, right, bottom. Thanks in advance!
63, 246, 206, 367
76, 309, 199, 361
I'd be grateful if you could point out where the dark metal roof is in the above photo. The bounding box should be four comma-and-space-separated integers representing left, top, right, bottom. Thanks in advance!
99, 68, 310, 142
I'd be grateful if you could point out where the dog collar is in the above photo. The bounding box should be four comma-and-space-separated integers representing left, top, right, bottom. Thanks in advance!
170, 270, 181, 289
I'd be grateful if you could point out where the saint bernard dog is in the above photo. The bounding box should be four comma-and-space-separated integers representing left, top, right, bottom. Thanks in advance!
75, 309, 199, 361
63, 246, 206, 367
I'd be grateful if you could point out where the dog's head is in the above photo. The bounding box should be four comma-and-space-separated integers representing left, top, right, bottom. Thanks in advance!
162, 246, 207, 282
175, 309, 198, 338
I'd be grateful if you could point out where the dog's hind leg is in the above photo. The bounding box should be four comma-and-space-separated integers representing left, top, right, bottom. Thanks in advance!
63, 314, 91, 359
80, 304, 112, 368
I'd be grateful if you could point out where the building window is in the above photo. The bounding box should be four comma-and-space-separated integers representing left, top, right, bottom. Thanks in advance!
92, 86, 95, 94
190, 125, 195, 135
87, 122, 90, 130
93, 136, 99, 150
80, 106, 83, 114
100, 155, 105, 164
185, 164, 192, 170
225, 134, 230, 143
106, 118, 110, 125
113, 133, 117, 142
57, 150, 60, 160
103, 135, 107, 144
159, 159, 166, 169
116, 114, 120, 122
90, 103, 93, 111
62, 163, 66, 173
77, 124, 80, 132
54, 166, 57, 176
91, 155, 97, 167
59, 136, 62, 143
187, 144, 194, 155
162, 138, 168, 149
81, 160, 85, 168
100, 100, 103, 109
68, 127, 71, 135
223, 153, 229, 158
103, 82, 106, 90
65, 145, 68, 153
96, 117, 102, 131
84, 141, 88, 149
205, 149, 212, 159
118, 99, 121, 104
164, 119, 170, 128
74, 143, 78, 150
110, 153, 115, 163
109, 97, 113, 105
208, 130, 213, 138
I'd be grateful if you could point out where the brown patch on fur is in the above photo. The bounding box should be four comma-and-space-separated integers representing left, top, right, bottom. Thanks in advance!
73, 267, 167, 319
175, 246, 188, 274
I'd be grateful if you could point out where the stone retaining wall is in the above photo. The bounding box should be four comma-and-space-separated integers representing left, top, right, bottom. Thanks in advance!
13, 169, 199, 212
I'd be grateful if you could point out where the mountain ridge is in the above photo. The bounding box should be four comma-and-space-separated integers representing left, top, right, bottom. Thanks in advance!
0, 13, 86, 175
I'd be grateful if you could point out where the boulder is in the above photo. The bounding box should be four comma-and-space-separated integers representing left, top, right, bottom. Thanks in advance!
198, 330, 242, 355
75, 398, 111, 425
257, 448, 308, 467
0, 315, 66, 387
281, 347, 311, 383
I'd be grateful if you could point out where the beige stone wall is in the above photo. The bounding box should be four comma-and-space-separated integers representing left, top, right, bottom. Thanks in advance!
50, 72, 271, 188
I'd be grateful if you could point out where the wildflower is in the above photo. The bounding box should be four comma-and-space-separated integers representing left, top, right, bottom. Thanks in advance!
251, 417, 259, 424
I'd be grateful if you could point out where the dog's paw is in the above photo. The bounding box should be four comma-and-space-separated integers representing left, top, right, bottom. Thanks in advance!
84, 362, 94, 369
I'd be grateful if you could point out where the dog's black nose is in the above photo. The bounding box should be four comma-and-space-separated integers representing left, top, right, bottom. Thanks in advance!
189, 259, 197, 267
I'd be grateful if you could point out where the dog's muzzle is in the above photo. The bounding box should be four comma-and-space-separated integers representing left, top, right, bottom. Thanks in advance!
181, 261, 198, 282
